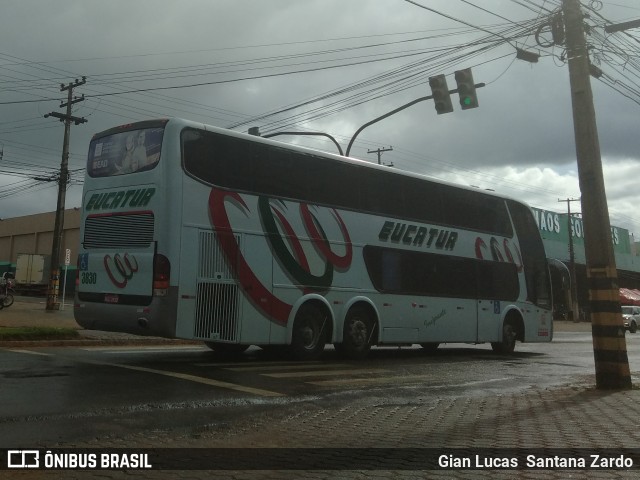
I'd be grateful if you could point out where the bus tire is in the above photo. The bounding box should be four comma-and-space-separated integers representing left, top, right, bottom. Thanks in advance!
338, 306, 374, 360
204, 342, 249, 355
290, 303, 328, 361
491, 320, 517, 354
420, 342, 440, 353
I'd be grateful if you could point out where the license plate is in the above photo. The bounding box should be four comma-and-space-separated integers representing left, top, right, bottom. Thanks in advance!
104, 294, 119, 304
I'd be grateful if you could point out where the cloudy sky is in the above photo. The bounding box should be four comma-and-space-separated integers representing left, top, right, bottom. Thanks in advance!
1, 0, 639, 236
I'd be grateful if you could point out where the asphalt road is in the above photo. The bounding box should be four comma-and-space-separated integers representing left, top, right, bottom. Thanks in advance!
2, 331, 639, 448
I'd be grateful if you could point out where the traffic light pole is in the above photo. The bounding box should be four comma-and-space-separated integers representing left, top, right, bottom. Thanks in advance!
345, 83, 485, 157
263, 131, 344, 155
562, 0, 630, 389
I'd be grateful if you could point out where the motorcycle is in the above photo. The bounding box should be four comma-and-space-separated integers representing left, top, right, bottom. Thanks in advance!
0, 276, 14, 308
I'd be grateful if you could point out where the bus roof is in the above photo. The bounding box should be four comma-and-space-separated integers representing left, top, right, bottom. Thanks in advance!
93, 117, 528, 209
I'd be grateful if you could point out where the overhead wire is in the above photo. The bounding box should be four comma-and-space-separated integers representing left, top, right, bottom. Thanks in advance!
230, 16, 545, 133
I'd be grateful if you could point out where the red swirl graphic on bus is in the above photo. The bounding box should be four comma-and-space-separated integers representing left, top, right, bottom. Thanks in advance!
301, 203, 353, 270
475, 236, 523, 272
104, 253, 139, 288
208, 188, 353, 325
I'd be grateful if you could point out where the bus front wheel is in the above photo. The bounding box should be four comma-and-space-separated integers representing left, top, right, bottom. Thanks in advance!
491, 321, 517, 354
337, 306, 374, 360
420, 342, 440, 353
290, 304, 328, 361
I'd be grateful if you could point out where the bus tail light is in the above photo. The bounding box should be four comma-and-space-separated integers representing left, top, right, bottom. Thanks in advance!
153, 253, 170, 296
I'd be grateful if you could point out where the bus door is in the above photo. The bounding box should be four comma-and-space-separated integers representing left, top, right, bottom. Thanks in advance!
475, 260, 520, 342
476, 299, 501, 342
413, 254, 478, 343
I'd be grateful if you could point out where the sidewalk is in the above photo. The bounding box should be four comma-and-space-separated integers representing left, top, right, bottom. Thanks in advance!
0, 296, 195, 346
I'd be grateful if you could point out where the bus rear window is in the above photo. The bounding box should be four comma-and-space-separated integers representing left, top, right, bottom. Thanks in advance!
88, 127, 164, 177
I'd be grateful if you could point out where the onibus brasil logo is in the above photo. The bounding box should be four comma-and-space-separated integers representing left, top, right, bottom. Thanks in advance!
209, 188, 352, 326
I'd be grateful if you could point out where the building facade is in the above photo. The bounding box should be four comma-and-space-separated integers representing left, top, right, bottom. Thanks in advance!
0, 208, 80, 292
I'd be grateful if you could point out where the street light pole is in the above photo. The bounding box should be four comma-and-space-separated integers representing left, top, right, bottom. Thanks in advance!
562, 0, 630, 389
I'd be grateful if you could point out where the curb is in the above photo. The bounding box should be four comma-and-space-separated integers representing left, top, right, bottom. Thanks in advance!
0, 335, 202, 348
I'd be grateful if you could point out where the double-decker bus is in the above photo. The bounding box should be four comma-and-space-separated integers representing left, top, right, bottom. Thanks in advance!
75, 118, 555, 360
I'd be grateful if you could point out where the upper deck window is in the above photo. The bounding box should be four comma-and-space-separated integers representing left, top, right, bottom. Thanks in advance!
181, 128, 514, 237
88, 127, 164, 177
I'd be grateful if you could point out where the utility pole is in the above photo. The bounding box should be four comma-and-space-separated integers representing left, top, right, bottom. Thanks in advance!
367, 146, 393, 166
44, 77, 87, 311
562, 0, 630, 389
559, 197, 580, 322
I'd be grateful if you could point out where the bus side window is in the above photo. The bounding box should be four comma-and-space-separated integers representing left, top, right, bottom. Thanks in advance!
230, 139, 258, 191
361, 170, 404, 218
507, 200, 551, 308
259, 147, 294, 198
403, 178, 443, 225
476, 261, 519, 300
307, 160, 359, 209
381, 249, 403, 292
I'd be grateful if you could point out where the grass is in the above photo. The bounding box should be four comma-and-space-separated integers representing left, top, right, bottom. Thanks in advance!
0, 326, 80, 341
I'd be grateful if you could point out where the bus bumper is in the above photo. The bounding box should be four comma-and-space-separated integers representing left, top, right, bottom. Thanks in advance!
73, 287, 179, 338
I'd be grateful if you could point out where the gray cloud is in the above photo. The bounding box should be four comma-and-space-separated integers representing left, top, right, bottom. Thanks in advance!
1, 0, 639, 233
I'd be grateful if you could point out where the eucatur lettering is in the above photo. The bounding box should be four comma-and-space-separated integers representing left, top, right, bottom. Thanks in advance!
378, 221, 458, 251
86, 188, 155, 211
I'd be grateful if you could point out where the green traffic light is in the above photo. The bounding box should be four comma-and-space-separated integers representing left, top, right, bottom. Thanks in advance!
462, 97, 472, 106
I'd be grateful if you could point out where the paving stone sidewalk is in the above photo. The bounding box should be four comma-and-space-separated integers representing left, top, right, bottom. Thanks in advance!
9, 380, 640, 480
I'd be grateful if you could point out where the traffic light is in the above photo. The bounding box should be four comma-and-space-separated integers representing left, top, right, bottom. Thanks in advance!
454, 68, 478, 110
428, 74, 453, 115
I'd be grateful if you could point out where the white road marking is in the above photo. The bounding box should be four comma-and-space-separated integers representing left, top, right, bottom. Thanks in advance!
264, 368, 390, 378
223, 363, 352, 372
6, 349, 53, 356
80, 345, 207, 353
96, 361, 285, 397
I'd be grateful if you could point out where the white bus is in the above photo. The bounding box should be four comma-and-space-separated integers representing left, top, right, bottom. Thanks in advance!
75, 118, 555, 359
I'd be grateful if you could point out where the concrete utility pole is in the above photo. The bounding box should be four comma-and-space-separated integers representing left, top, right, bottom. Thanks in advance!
367, 146, 393, 165
562, 0, 630, 389
44, 77, 87, 311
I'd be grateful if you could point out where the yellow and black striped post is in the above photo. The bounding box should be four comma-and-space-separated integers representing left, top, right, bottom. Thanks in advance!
588, 267, 631, 389
563, 0, 631, 389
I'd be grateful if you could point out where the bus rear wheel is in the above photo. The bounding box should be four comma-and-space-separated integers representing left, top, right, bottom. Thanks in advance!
337, 306, 374, 360
491, 321, 517, 354
290, 304, 328, 361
